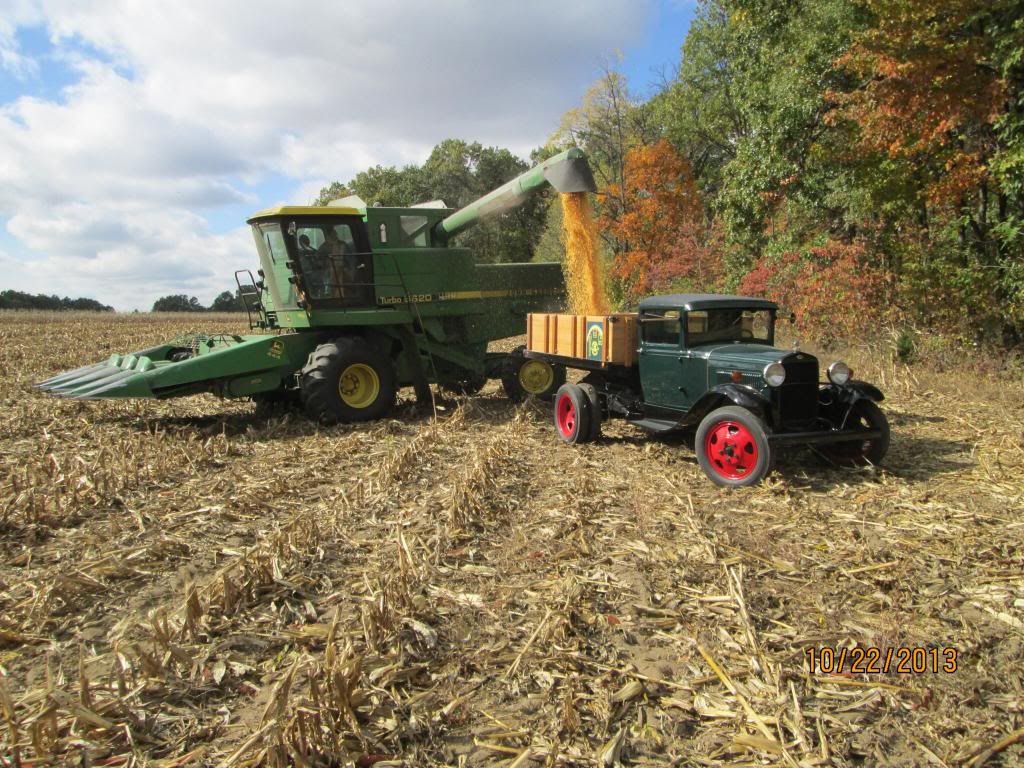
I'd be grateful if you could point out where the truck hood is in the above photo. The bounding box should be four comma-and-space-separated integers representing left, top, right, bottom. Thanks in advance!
698, 343, 805, 369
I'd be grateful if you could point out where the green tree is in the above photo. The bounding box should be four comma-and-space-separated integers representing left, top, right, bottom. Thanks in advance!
314, 139, 548, 263
0, 290, 113, 311
209, 290, 244, 312
152, 295, 204, 312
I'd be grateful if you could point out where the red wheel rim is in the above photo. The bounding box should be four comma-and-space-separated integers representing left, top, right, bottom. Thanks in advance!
556, 393, 577, 438
704, 420, 758, 479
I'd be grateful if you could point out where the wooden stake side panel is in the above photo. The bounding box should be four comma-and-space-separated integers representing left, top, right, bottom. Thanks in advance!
527, 313, 637, 366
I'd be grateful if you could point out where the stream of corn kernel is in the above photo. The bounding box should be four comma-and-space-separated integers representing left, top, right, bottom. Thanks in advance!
560, 192, 609, 314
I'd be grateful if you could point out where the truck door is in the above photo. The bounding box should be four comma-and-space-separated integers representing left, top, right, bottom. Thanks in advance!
638, 310, 691, 413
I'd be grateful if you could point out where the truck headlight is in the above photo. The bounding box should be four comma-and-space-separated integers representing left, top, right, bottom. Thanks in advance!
827, 361, 851, 385
763, 362, 786, 387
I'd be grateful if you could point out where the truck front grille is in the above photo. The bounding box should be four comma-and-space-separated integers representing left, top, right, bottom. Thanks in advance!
779, 357, 819, 425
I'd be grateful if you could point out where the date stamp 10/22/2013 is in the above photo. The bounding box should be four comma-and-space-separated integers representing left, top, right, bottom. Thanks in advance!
805, 646, 959, 675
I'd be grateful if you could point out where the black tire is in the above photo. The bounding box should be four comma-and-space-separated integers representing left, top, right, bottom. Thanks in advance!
501, 346, 566, 403
577, 382, 602, 441
439, 373, 487, 396
695, 406, 773, 487
300, 337, 396, 423
252, 388, 301, 416
553, 383, 593, 444
822, 399, 890, 465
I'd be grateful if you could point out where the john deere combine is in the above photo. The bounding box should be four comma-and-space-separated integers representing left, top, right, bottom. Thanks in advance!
37, 149, 595, 422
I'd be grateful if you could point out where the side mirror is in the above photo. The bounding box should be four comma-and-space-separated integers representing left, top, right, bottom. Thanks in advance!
287, 221, 297, 236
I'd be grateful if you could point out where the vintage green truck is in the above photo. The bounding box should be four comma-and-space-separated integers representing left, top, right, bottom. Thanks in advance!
526, 294, 890, 487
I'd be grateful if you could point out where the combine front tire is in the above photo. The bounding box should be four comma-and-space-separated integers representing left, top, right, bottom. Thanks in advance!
695, 406, 772, 487
502, 346, 565, 402
300, 338, 396, 423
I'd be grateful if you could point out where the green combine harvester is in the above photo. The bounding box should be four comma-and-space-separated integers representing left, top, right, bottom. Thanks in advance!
37, 149, 595, 422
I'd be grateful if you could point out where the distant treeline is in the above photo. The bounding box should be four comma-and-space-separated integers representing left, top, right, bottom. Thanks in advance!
152, 291, 245, 312
0, 289, 114, 312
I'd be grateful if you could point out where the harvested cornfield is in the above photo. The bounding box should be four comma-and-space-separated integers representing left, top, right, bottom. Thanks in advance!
1, 311, 1022, 767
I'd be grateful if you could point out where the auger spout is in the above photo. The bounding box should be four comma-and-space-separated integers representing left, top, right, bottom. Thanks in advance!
433, 147, 596, 244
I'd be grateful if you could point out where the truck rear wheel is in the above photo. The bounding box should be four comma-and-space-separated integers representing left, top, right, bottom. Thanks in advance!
577, 382, 602, 441
502, 346, 565, 402
300, 338, 396, 423
553, 383, 594, 444
695, 406, 772, 487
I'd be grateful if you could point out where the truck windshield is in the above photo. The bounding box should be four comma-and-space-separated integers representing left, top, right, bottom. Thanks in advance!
687, 309, 773, 345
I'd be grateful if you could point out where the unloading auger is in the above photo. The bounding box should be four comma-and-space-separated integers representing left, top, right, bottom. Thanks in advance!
37, 148, 597, 423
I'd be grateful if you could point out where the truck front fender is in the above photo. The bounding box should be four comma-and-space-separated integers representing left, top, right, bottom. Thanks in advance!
685, 383, 771, 426
821, 380, 884, 405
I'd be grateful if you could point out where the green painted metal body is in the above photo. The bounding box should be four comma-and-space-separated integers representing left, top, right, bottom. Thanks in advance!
37, 149, 596, 401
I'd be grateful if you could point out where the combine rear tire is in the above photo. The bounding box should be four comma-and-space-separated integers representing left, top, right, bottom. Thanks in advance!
300, 338, 396, 423
502, 346, 565, 402
252, 389, 301, 416
439, 373, 487, 396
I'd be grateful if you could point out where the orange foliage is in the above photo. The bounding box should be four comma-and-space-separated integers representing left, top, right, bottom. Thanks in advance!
829, 0, 1005, 204
599, 140, 721, 304
739, 240, 887, 345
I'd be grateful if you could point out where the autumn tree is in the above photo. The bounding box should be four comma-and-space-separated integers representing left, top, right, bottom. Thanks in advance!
830, 0, 1024, 337
600, 140, 719, 304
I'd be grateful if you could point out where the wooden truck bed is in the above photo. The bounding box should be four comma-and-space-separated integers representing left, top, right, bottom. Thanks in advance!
527, 312, 638, 368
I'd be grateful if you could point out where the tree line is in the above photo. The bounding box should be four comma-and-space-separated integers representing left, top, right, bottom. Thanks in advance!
315, 0, 1021, 349
559, 0, 1022, 346
152, 291, 245, 312
0, 290, 113, 312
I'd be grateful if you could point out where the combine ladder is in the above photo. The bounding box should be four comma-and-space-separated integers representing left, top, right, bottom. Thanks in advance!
386, 255, 439, 409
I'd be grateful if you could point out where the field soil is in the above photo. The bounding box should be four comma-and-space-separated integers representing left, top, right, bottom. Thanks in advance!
1, 311, 1022, 767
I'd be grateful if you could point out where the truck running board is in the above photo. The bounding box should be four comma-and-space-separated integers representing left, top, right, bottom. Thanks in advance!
628, 417, 683, 434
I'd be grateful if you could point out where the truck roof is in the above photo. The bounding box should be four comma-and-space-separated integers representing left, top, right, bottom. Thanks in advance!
639, 294, 778, 312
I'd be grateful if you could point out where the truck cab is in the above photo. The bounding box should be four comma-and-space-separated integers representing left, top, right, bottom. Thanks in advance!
636, 294, 820, 430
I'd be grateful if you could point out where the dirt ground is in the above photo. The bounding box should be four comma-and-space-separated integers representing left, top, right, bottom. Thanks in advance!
1, 311, 1022, 767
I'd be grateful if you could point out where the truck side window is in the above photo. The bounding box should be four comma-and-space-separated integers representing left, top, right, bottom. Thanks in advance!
642, 310, 682, 345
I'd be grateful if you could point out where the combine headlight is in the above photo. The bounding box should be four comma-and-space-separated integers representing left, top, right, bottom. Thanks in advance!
827, 361, 852, 385
763, 362, 786, 387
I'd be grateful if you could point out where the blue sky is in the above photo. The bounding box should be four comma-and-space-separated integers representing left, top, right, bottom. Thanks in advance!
0, 1, 695, 310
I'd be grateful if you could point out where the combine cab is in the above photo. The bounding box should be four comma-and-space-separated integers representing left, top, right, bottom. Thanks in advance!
38, 149, 597, 422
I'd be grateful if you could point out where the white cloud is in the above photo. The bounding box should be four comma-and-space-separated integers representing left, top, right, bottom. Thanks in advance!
0, 0, 649, 310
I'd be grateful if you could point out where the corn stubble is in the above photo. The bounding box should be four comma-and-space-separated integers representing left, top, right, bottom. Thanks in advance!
1, 311, 1023, 767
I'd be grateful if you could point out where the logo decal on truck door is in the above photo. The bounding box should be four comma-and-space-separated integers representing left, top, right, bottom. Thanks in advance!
586, 321, 604, 361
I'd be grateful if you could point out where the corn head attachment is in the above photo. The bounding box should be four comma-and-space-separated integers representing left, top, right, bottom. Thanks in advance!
35, 333, 310, 400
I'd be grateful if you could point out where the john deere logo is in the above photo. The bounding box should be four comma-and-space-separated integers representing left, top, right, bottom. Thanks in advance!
585, 321, 604, 361
267, 340, 284, 360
